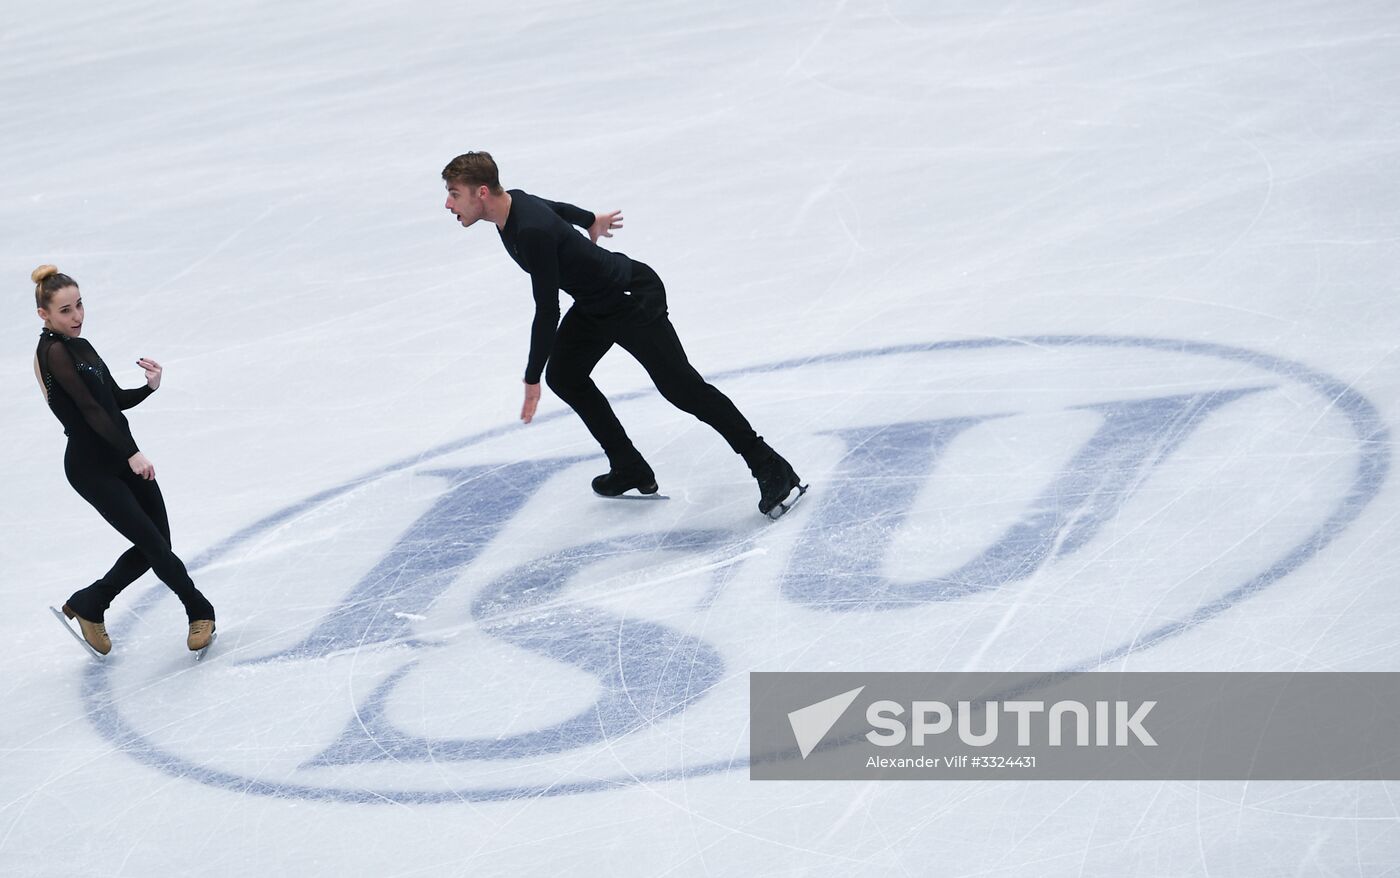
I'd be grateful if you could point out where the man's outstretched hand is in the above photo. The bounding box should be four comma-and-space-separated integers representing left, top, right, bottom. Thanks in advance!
521, 381, 542, 423
589, 210, 623, 243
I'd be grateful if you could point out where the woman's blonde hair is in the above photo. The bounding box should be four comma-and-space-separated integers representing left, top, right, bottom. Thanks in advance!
32, 264, 78, 308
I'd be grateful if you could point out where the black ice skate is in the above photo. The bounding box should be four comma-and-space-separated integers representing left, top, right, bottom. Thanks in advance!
746, 441, 808, 520
592, 458, 663, 499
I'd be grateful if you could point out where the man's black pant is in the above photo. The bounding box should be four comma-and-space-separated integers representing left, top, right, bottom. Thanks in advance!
63, 440, 215, 623
545, 261, 759, 467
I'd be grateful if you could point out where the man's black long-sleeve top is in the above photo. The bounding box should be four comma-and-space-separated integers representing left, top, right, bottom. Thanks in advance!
497, 189, 633, 383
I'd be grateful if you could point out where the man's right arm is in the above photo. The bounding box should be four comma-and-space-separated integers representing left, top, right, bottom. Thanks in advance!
519, 229, 562, 386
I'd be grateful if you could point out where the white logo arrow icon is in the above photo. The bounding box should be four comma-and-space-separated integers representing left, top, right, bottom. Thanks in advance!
788, 686, 865, 759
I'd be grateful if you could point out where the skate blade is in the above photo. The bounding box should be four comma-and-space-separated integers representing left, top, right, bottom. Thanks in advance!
49, 606, 104, 661
765, 483, 809, 521
193, 632, 217, 662
595, 490, 670, 501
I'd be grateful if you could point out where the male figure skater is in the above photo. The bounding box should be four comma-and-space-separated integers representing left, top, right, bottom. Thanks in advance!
442, 151, 805, 519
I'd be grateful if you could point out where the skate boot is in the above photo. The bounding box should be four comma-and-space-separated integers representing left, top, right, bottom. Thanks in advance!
591, 455, 659, 497
745, 439, 807, 520
62, 603, 111, 655
187, 620, 216, 651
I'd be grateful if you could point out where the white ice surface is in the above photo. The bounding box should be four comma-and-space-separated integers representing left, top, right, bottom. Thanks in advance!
3, 1, 1400, 875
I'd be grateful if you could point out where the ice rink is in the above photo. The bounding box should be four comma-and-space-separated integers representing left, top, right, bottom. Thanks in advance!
4, 1, 1400, 875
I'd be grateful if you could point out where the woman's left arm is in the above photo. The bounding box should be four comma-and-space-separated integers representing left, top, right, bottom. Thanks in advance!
112, 357, 160, 409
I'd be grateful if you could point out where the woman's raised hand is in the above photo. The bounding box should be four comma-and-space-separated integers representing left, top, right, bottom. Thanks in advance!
137, 358, 162, 390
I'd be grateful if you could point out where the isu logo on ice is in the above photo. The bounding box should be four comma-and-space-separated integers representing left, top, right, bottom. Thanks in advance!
84, 337, 1387, 803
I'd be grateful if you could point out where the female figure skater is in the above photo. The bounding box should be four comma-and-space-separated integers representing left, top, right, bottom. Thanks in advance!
32, 265, 215, 655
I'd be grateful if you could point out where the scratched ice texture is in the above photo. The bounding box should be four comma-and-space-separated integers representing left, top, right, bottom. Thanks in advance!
3, 1, 1399, 875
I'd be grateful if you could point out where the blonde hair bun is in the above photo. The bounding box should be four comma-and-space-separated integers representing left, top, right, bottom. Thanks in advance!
31, 264, 59, 284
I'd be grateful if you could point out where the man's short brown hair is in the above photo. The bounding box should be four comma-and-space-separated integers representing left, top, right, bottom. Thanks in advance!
442, 151, 503, 194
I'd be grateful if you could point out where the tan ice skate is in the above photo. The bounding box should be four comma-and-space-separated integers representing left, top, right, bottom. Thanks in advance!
60, 603, 111, 655
187, 619, 216, 653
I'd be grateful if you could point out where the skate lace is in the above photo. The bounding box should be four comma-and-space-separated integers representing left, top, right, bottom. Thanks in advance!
84, 621, 110, 652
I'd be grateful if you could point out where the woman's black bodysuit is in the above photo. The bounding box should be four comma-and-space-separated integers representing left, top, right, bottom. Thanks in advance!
36, 329, 214, 623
